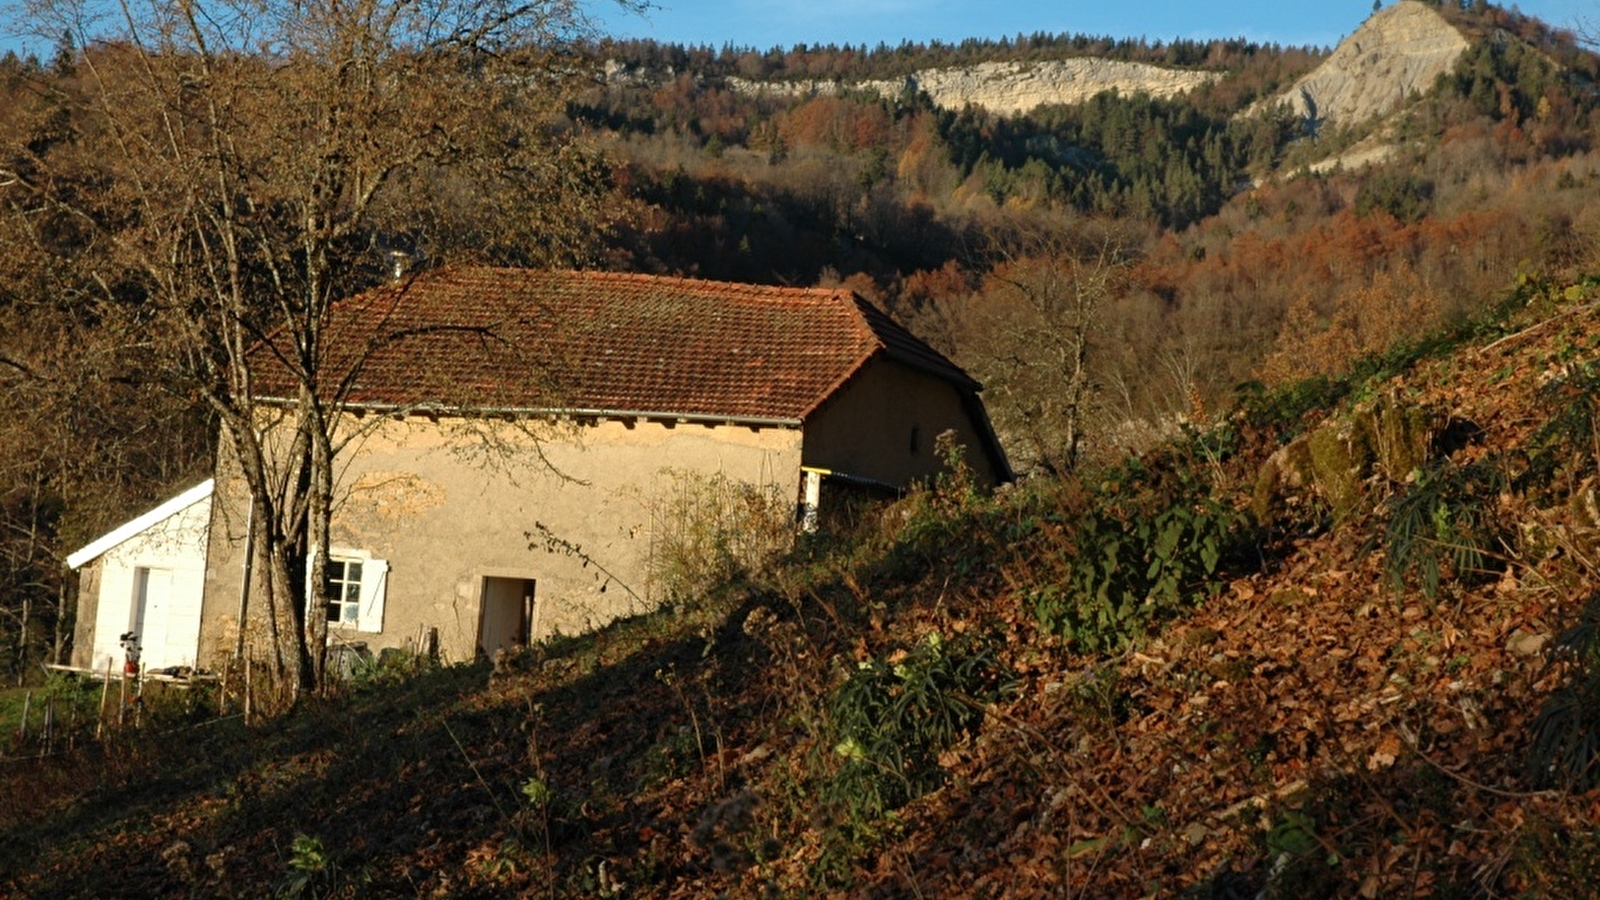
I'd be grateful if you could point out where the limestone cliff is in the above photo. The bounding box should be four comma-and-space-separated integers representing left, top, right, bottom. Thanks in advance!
1253, 1, 1468, 132
725, 59, 1216, 115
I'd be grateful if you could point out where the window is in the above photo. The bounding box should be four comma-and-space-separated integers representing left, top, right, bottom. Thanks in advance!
325, 559, 363, 626
307, 550, 389, 634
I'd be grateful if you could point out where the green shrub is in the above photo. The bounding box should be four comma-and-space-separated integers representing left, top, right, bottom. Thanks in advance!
823, 632, 1011, 819
1236, 376, 1343, 438
1031, 462, 1246, 653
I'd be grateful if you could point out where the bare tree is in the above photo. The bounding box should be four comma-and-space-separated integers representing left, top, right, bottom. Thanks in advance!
0, 155, 215, 682
959, 220, 1136, 476
0, 0, 639, 693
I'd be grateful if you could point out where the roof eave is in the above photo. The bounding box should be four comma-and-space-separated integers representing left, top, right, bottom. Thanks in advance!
66, 479, 216, 570
254, 396, 803, 429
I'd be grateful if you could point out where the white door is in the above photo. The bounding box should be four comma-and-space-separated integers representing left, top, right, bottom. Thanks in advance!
131, 567, 173, 668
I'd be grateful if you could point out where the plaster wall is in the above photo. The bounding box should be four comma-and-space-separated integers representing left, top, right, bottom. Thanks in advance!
201, 415, 803, 666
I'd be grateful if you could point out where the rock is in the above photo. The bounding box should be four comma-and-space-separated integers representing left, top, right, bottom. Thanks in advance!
726, 58, 1216, 116
1250, 1, 1469, 132
1307, 420, 1374, 522
1505, 629, 1549, 657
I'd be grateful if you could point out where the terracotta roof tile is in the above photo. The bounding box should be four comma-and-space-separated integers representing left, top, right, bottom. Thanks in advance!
254, 268, 978, 423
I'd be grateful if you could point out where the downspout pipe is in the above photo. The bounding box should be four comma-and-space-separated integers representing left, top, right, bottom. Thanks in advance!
234, 496, 254, 661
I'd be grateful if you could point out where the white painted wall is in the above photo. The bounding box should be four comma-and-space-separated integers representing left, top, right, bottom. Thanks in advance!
78, 487, 213, 674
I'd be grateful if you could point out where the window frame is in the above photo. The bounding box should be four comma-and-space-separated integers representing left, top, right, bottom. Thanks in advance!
307, 547, 389, 635
324, 558, 364, 627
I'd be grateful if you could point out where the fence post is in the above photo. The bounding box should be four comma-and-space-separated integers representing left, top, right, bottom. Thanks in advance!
244, 654, 252, 727
97, 660, 113, 741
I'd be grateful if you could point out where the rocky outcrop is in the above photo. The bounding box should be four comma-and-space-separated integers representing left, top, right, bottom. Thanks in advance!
1253, 1, 1468, 132
723, 58, 1216, 116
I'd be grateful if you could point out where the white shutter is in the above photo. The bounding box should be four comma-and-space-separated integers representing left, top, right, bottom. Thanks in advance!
356, 558, 388, 633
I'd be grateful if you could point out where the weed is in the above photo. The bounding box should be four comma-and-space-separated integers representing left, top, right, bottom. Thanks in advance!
1065, 664, 1130, 730
343, 646, 439, 692
654, 662, 725, 789
1527, 593, 1600, 789
1509, 818, 1600, 896
811, 631, 1012, 885
645, 469, 792, 611
1520, 358, 1600, 494
274, 834, 335, 900
1381, 458, 1508, 600
830, 632, 1010, 810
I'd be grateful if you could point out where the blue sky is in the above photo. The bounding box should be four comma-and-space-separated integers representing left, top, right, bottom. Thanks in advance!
593, 0, 1595, 52
2, 1, 1591, 59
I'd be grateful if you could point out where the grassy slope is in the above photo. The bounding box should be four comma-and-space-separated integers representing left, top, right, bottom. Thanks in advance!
3, 282, 1600, 899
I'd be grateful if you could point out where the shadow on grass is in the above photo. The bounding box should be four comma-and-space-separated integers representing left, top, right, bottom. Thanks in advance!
0, 589, 789, 899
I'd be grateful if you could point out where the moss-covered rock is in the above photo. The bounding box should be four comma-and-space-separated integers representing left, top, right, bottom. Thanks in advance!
1251, 437, 1315, 524
1251, 390, 1442, 526
1307, 420, 1374, 522
1358, 389, 1440, 483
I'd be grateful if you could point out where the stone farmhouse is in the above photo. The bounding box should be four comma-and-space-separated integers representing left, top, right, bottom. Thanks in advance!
68, 268, 1009, 673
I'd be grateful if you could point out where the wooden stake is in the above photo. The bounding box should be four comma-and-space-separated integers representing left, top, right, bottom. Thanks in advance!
218, 655, 231, 717
97, 660, 113, 741
17, 691, 30, 743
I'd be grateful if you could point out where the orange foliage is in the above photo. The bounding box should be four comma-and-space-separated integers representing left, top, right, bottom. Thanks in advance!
777, 96, 890, 152
1258, 266, 1445, 384
900, 261, 977, 310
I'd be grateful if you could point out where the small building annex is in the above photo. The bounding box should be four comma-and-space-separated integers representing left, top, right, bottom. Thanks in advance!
68, 268, 1010, 672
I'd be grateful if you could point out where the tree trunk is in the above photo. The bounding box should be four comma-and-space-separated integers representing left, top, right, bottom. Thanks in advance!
53, 573, 70, 667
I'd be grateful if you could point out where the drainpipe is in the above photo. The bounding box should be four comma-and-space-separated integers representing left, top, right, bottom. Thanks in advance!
234, 499, 254, 660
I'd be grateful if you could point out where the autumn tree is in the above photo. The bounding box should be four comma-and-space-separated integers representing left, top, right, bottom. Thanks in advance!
1, 0, 639, 693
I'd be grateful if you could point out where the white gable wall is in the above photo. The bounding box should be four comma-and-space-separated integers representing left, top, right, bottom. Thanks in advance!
76, 486, 213, 674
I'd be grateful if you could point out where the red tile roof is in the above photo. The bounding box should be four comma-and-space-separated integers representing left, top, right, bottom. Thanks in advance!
254, 267, 979, 423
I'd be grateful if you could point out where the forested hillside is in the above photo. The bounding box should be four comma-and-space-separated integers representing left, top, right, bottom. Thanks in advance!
6, 1, 1600, 895
577, 0, 1600, 466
